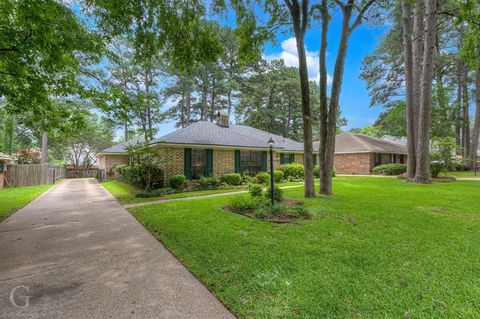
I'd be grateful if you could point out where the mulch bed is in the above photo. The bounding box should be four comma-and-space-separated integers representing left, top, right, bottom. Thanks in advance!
223, 199, 310, 224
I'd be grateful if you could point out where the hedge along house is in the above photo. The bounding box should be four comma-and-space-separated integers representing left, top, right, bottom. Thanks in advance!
98, 112, 305, 184
313, 132, 408, 175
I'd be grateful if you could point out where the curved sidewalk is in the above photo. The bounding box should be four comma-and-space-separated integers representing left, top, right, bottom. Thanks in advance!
0, 178, 235, 319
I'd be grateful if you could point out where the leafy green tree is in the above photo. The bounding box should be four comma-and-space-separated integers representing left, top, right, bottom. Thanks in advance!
237, 60, 304, 141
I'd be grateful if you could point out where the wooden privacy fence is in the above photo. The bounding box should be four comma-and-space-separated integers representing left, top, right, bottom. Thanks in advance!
4, 164, 65, 188
65, 168, 106, 181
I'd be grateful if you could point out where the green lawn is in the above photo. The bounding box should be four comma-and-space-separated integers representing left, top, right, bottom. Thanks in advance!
0, 184, 52, 222
130, 177, 480, 318
445, 171, 480, 178
101, 180, 246, 204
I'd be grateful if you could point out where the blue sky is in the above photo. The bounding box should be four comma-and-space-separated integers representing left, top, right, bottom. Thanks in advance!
261, 13, 390, 131
73, 4, 390, 138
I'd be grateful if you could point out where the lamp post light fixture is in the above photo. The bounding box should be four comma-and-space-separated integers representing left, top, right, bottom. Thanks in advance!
268, 137, 275, 205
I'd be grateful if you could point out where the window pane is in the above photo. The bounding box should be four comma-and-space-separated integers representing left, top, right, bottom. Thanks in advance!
192, 149, 205, 179
240, 151, 262, 175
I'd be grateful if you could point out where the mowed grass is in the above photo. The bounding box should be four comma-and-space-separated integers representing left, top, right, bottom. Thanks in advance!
0, 184, 52, 222
445, 171, 480, 178
130, 177, 480, 318
101, 180, 245, 204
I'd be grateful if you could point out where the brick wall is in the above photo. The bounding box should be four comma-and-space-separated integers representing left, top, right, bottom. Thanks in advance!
157, 147, 184, 184
334, 153, 373, 175
213, 149, 235, 175
294, 154, 304, 165
99, 154, 129, 175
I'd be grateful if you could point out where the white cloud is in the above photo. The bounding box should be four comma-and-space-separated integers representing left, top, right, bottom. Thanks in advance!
264, 37, 332, 84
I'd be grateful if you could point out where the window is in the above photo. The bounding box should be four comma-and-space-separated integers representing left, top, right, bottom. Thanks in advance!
390, 154, 396, 163
192, 149, 206, 179
240, 151, 262, 175
400, 155, 405, 164
374, 153, 382, 167
280, 153, 295, 164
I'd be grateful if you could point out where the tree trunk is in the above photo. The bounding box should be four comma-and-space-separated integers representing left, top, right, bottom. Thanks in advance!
124, 121, 128, 142
462, 66, 470, 158
469, 69, 480, 166
412, 0, 424, 147
210, 77, 216, 121
320, 2, 353, 195
318, 0, 330, 194
286, 0, 315, 197
201, 69, 209, 121
41, 132, 48, 164
456, 61, 463, 149
186, 81, 192, 126
180, 86, 186, 127
413, 0, 436, 184
401, 1, 417, 180
268, 85, 276, 132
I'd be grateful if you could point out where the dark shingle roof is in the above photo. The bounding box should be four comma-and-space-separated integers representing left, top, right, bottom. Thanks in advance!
313, 132, 407, 154
150, 121, 304, 151
99, 138, 144, 154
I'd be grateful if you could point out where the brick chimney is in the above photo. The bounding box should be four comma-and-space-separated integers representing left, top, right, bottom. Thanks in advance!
216, 111, 229, 127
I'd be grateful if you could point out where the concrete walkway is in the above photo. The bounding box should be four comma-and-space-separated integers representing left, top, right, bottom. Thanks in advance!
0, 179, 235, 319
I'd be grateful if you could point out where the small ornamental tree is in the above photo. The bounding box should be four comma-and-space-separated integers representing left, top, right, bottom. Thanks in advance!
124, 143, 164, 190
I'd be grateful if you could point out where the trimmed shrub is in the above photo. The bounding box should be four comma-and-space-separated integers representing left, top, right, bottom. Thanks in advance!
372, 163, 407, 175
265, 185, 284, 203
273, 170, 284, 183
255, 205, 269, 219
313, 165, 320, 178
199, 176, 221, 188
227, 196, 258, 212
117, 163, 163, 190
256, 172, 270, 184
136, 187, 176, 198
280, 163, 304, 180
221, 173, 242, 186
313, 166, 336, 178
287, 204, 310, 217
248, 184, 264, 198
170, 175, 187, 189
270, 202, 287, 216
241, 174, 255, 184
430, 162, 445, 178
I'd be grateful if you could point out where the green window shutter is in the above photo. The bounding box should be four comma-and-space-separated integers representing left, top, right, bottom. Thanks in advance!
280, 153, 285, 165
261, 151, 267, 172
289, 153, 295, 163
234, 150, 241, 173
313, 154, 317, 166
206, 149, 213, 176
184, 148, 192, 180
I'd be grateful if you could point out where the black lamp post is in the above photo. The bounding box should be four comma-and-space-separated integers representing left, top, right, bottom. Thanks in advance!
268, 137, 275, 205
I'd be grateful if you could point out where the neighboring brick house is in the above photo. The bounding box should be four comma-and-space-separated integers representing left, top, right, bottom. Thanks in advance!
97, 138, 143, 177
98, 115, 407, 184
313, 132, 407, 175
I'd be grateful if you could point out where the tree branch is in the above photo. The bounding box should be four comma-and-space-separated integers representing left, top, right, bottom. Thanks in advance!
350, 0, 377, 31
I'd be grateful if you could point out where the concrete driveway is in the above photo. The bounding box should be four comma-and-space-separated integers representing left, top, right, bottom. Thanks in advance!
0, 178, 234, 319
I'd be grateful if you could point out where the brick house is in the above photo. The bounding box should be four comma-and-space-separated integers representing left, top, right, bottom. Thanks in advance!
313, 132, 407, 175
97, 113, 305, 184
98, 114, 407, 184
